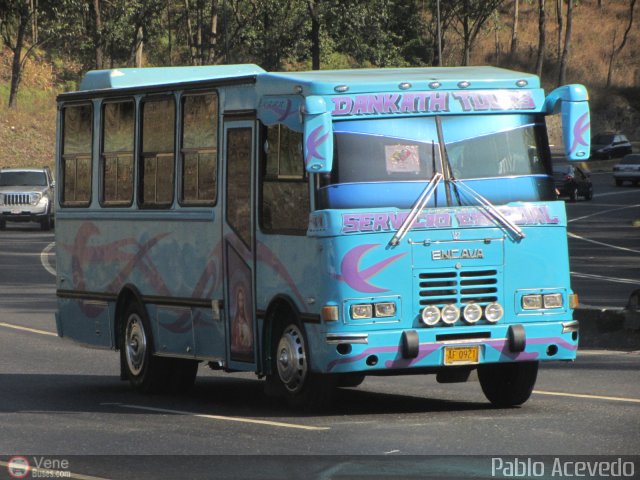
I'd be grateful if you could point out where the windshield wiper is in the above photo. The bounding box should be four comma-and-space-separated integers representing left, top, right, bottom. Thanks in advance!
389, 172, 443, 247
451, 179, 525, 241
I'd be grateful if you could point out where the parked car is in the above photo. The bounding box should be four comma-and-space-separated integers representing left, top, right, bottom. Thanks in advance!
590, 132, 633, 159
0, 167, 55, 230
552, 163, 593, 201
613, 153, 640, 186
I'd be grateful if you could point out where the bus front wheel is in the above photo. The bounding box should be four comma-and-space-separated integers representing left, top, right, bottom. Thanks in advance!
478, 361, 538, 407
266, 319, 335, 410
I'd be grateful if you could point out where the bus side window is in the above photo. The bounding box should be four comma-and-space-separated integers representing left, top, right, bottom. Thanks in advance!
61, 104, 92, 206
141, 97, 175, 207
102, 100, 134, 206
181, 93, 217, 205
260, 124, 309, 234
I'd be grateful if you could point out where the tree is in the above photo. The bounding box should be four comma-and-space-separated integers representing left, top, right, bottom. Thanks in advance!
511, 0, 519, 55
558, 0, 573, 85
451, 0, 503, 66
606, 0, 636, 87
535, 0, 546, 78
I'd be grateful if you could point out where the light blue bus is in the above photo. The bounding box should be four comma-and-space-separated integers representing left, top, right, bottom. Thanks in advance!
55, 65, 589, 408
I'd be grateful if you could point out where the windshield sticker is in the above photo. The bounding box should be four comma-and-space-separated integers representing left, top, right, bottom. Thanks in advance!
341, 205, 559, 234
385, 145, 420, 174
331, 90, 537, 116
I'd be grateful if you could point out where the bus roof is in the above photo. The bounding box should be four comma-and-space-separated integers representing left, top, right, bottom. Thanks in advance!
72, 65, 539, 97
257, 66, 540, 95
77, 64, 266, 91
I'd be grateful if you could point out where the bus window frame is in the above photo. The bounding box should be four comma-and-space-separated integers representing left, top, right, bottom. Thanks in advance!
258, 122, 310, 236
99, 97, 136, 208
178, 90, 219, 208
60, 101, 94, 208
138, 94, 177, 210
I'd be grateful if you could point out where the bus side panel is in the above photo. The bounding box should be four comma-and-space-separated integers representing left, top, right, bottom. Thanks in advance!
255, 234, 323, 358
57, 297, 113, 349
56, 215, 224, 359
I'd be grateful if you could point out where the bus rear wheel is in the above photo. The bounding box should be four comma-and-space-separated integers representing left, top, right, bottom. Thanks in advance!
266, 319, 335, 410
119, 302, 197, 393
478, 361, 538, 407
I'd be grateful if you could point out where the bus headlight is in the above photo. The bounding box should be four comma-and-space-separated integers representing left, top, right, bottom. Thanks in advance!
421, 305, 441, 326
441, 304, 460, 325
522, 294, 543, 310
485, 302, 504, 323
463, 303, 483, 324
543, 293, 563, 309
374, 302, 396, 318
350, 304, 373, 320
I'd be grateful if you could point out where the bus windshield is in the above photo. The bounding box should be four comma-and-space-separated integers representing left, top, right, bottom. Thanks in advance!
317, 114, 555, 209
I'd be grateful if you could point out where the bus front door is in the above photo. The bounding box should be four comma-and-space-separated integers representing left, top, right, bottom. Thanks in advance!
222, 120, 257, 369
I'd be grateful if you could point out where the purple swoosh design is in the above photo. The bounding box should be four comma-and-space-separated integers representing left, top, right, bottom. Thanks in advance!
569, 112, 590, 155
338, 244, 407, 293
306, 125, 329, 163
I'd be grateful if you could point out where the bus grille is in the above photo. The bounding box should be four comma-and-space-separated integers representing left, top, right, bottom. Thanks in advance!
418, 269, 499, 307
4, 194, 30, 206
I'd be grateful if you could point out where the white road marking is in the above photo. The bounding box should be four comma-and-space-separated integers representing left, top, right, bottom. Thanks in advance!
568, 232, 640, 255
571, 271, 640, 285
568, 203, 640, 223
40, 241, 56, 276
0, 322, 57, 336
534, 390, 640, 404
101, 402, 330, 431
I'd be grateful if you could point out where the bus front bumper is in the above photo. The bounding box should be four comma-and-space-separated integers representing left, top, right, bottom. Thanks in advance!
321, 320, 578, 374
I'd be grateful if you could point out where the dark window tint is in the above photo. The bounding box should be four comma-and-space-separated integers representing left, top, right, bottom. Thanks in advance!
141, 97, 175, 206
226, 128, 252, 246
102, 101, 134, 205
62, 104, 92, 205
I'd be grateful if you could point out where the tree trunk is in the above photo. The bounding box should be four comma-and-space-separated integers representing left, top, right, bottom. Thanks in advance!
92, 0, 103, 69
535, 0, 546, 78
606, 0, 636, 87
510, 0, 519, 55
307, 0, 320, 70
556, 0, 563, 63
8, 8, 29, 109
558, 0, 573, 86
207, 0, 218, 64
184, 0, 197, 64
134, 26, 143, 67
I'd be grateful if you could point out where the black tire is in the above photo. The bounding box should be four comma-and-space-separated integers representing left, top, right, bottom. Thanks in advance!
119, 301, 197, 393
40, 215, 53, 231
478, 361, 538, 407
337, 373, 366, 388
266, 318, 335, 410
615, 179, 623, 187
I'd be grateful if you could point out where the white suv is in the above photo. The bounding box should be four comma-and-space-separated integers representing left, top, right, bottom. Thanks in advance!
0, 167, 55, 231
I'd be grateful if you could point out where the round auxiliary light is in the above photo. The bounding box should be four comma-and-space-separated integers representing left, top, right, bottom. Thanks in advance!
421, 305, 441, 326
334, 85, 349, 93
485, 302, 504, 323
463, 303, 483, 324
441, 305, 460, 325
428, 81, 441, 89
399, 82, 412, 90
516, 79, 528, 88
457, 81, 471, 89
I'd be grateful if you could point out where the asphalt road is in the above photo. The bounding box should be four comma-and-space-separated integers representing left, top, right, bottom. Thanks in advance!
565, 171, 640, 308
0, 183, 638, 479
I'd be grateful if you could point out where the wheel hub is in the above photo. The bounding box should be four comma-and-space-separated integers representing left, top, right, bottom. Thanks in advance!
276, 325, 307, 393
125, 314, 147, 376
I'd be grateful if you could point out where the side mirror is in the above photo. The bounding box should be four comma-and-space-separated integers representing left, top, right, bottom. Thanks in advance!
303, 96, 333, 173
544, 85, 590, 161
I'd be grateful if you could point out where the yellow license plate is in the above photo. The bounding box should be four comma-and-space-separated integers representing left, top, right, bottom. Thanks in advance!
444, 346, 480, 365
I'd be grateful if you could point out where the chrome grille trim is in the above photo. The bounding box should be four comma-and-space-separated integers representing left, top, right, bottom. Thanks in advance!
4, 193, 30, 206
418, 269, 499, 307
